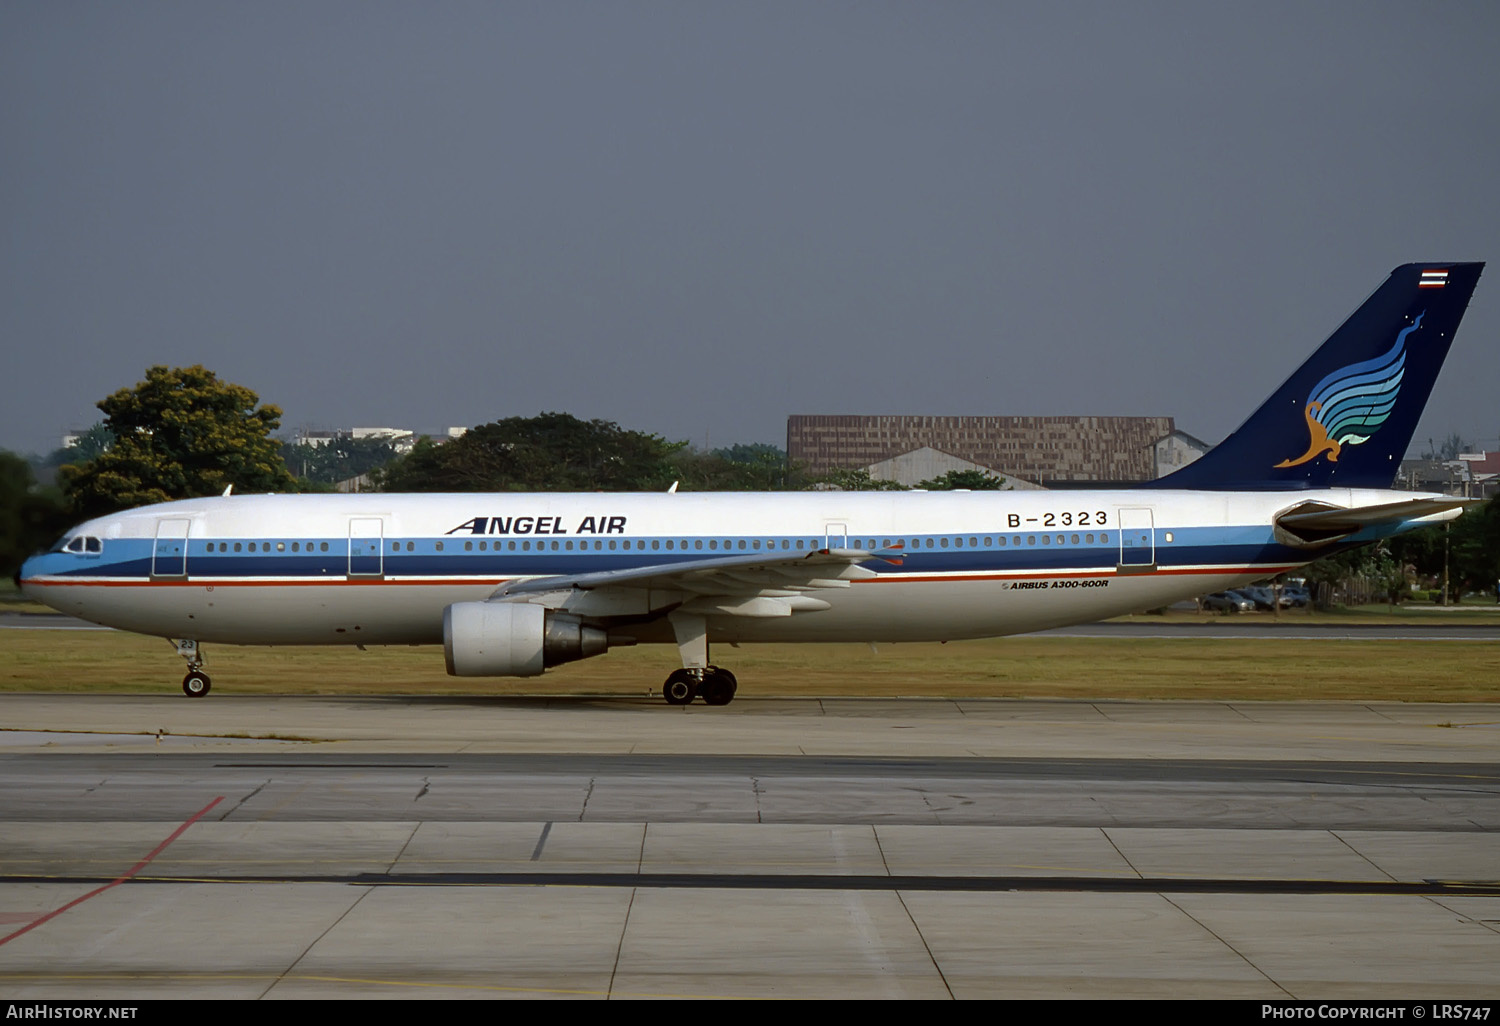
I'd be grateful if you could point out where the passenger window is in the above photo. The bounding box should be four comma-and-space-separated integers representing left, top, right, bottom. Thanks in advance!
1071, 534, 1079, 545
479, 541, 487, 551
465, 541, 473, 551
940, 538, 949, 548
522, 541, 531, 551
435, 541, 443, 552
1042, 535, 1051, 545
234, 542, 242, 552
320, 542, 328, 552
277, 542, 285, 552
1100, 533, 1109, 544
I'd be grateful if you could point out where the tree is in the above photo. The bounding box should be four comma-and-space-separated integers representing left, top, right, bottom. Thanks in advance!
1423, 433, 1474, 460
60, 366, 297, 518
281, 436, 400, 486
377, 413, 682, 492
916, 468, 1007, 490
0, 450, 70, 581
712, 444, 789, 490
809, 468, 908, 491
667, 444, 791, 491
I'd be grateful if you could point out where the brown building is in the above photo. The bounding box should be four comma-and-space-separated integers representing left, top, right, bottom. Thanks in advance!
787, 414, 1175, 485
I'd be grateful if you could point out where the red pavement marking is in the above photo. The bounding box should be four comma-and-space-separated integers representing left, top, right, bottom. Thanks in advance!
0, 796, 225, 946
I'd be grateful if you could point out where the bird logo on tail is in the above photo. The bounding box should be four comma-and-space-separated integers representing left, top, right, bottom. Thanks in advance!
1275, 312, 1421, 468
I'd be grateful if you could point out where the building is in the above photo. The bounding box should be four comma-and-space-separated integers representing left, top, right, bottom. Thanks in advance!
1151, 429, 1213, 479
862, 447, 1045, 489
787, 414, 1176, 486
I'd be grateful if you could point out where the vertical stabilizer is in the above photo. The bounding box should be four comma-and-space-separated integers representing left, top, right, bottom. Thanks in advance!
1151, 262, 1484, 490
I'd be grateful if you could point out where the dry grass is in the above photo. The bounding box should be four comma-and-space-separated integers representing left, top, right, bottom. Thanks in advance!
3, 628, 1497, 702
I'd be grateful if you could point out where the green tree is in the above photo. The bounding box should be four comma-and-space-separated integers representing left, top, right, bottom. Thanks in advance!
377, 413, 682, 492
281, 436, 400, 486
667, 444, 791, 491
916, 468, 1007, 490
712, 444, 789, 490
60, 366, 297, 518
1383, 502, 1500, 601
809, 468, 908, 491
31, 422, 116, 480
0, 450, 71, 581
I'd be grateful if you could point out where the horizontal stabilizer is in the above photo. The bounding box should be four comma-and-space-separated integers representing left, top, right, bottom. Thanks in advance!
1274, 496, 1480, 546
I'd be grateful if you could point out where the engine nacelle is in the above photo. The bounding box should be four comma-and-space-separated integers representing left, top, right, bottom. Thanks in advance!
443, 601, 609, 677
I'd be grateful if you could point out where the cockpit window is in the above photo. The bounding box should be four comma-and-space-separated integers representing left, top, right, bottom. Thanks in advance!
60, 536, 102, 554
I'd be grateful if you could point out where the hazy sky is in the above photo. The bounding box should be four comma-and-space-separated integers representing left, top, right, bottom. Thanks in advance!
3, 2, 1497, 459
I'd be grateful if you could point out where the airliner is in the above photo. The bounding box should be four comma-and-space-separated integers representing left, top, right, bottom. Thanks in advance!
18, 262, 1486, 705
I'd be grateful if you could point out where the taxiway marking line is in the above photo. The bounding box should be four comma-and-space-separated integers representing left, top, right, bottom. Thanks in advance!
0, 796, 224, 947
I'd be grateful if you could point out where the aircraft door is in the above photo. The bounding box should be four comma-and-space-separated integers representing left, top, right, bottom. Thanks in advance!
1116, 507, 1156, 571
825, 522, 848, 550
152, 519, 191, 577
348, 518, 384, 576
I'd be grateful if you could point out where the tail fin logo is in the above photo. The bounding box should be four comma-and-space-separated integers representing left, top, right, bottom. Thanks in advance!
1274, 311, 1422, 469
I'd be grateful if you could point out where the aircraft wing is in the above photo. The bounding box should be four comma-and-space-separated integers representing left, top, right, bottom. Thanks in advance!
490, 546, 903, 618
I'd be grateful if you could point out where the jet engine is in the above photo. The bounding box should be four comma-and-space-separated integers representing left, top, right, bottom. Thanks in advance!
443, 601, 609, 677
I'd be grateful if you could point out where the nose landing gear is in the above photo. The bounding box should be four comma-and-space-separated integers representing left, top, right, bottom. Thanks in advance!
173, 639, 211, 697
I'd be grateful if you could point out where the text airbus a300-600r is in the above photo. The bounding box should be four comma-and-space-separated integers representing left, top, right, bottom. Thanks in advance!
20, 263, 1485, 705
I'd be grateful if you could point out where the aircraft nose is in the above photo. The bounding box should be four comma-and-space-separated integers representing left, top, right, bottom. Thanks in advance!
16, 554, 42, 597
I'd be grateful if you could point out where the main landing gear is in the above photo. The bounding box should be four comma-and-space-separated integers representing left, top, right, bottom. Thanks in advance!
174, 639, 211, 698
662, 666, 738, 706
661, 611, 738, 706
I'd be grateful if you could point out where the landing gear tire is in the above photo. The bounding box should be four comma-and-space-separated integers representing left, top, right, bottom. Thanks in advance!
700, 666, 738, 706
663, 668, 698, 706
182, 671, 211, 698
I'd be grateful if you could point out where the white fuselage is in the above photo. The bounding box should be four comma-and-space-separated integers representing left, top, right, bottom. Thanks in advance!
19, 487, 1427, 650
